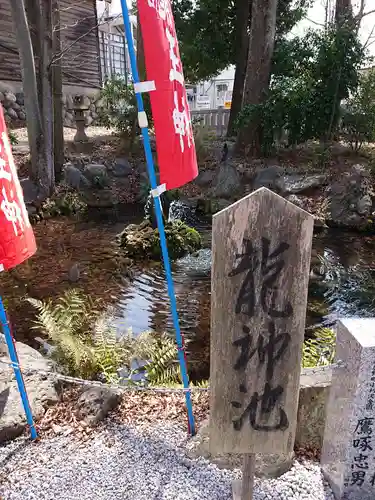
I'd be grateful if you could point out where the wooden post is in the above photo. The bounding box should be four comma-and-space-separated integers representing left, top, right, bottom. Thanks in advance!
210, 187, 314, 498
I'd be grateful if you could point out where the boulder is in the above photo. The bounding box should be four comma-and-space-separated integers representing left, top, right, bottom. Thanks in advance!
82, 188, 118, 208
186, 419, 294, 477
252, 165, 286, 192
20, 178, 39, 204
210, 162, 241, 198
0, 91, 4, 103
83, 163, 108, 187
6, 108, 18, 120
280, 174, 327, 195
194, 169, 215, 188
64, 163, 90, 190
0, 338, 59, 443
113, 158, 132, 178
3, 92, 17, 108
76, 387, 120, 426
15, 93, 24, 106
328, 164, 374, 230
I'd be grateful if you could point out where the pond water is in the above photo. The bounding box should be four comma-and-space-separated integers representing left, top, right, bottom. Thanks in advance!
108, 212, 375, 381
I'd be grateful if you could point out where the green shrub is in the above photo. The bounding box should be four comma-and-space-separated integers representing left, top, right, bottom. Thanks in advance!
341, 71, 375, 151
98, 75, 153, 148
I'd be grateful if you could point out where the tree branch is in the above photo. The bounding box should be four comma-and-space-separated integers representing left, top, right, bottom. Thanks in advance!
363, 23, 375, 49
362, 9, 375, 18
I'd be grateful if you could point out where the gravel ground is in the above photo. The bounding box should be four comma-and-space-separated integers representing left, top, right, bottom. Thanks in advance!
0, 421, 334, 500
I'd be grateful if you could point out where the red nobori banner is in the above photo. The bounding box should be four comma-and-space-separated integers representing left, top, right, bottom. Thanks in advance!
0, 105, 36, 270
137, 0, 198, 190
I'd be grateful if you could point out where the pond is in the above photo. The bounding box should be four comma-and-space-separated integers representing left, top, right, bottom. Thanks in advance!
109, 213, 375, 381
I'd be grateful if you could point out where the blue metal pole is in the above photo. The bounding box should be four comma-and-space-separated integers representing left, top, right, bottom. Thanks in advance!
0, 297, 37, 440
119, 0, 195, 435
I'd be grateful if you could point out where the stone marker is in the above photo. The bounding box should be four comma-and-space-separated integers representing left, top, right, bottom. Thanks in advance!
321, 318, 375, 500
210, 187, 314, 499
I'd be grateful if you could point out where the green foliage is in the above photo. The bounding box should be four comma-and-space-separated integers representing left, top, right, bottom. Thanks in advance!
237, 25, 365, 153
341, 71, 375, 151
28, 289, 181, 385
98, 75, 137, 135
172, 0, 311, 83
302, 328, 336, 368
8, 130, 18, 147
136, 332, 181, 384
98, 76, 153, 140
118, 219, 201, 260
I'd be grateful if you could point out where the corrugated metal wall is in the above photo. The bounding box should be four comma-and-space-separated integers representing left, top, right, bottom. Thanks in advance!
0, 0, 101, 88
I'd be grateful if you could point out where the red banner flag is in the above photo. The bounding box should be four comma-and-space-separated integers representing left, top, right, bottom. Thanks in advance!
137, 0, 198, 190
0, 105, 36, 270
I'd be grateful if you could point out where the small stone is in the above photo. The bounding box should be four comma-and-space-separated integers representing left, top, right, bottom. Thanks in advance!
15, 92, 24, 106
3, 91, 17, 107
112, 158, 132, 177
356, 194, 372, 215
76, 387, 120, 426
6, 108, 18, 120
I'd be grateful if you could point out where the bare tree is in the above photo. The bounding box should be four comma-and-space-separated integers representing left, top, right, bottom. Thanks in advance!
235, 0, 279, 156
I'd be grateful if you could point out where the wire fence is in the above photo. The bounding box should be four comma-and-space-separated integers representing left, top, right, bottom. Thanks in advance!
0, 357, 346, 396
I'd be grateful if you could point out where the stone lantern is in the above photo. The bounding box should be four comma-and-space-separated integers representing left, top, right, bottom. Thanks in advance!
73, 94, 89, 142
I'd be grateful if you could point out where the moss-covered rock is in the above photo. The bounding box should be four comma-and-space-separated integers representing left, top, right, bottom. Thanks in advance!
118, 219, 201, 260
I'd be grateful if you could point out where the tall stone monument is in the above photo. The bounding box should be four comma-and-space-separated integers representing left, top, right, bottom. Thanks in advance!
321, 318, 375, 500
210, 187, 314, 499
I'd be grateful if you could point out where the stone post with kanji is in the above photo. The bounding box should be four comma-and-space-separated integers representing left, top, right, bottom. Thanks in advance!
209, 187, 314, 499
321, 318, 375, 500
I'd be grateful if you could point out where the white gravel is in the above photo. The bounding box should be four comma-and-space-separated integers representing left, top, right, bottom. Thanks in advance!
0, 422, 334, 500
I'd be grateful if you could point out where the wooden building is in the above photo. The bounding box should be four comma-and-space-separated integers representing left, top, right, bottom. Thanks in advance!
0, 0, 102, 89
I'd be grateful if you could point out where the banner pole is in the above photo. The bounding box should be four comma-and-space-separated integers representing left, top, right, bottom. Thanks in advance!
0, 297, 37, 440
119, 0, 195, 436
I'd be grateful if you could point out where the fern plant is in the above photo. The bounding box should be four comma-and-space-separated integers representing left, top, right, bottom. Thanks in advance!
302, 328, 336, 368
27, 290, 181, 385
135, 332, 181, 385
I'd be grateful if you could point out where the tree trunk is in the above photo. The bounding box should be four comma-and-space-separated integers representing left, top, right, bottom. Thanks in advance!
235, 0, 278, 156
335, 0, 353, 26
9, 0, 43, 183
227, 0, 252, 138
52, 0, 64, 182
39, 0, 54, 195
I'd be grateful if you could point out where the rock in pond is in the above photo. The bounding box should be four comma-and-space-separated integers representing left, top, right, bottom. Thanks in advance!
0, 337, 59, 443
118, 219, 201, 260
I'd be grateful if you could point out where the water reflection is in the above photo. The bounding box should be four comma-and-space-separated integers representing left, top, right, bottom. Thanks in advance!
113, 228, 375, 380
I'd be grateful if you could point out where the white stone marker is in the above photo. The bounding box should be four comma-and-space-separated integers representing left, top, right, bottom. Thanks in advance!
210, 188, 314, 499
321, 318, 375, 500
